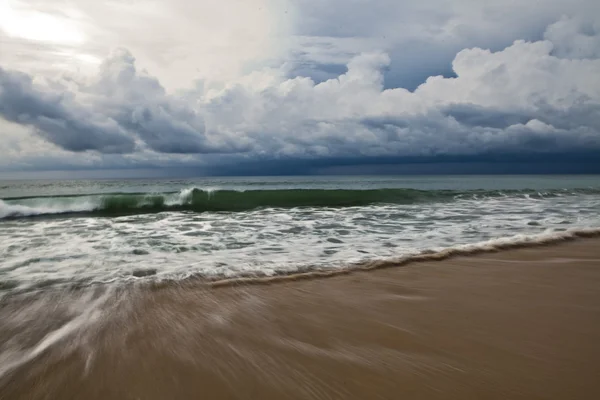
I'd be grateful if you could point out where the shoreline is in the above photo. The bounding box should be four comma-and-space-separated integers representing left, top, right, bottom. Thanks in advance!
1, 237, 600, 399
204, 227, 600, 288
2, 227, 599, 299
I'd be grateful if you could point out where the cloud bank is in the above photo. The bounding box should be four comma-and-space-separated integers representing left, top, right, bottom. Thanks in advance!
0, 6, 599, 174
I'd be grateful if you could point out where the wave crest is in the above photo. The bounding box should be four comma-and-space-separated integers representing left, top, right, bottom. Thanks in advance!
1, 187, 599, 220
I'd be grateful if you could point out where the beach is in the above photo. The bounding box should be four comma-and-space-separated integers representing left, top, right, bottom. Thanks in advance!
2, 0, 600, 394
1, 238, 599, 400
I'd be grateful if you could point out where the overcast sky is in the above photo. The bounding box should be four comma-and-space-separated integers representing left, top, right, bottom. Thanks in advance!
1, 0, 599, 176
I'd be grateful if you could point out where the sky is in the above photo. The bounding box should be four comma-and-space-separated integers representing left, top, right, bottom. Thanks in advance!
0, 0, 600, 177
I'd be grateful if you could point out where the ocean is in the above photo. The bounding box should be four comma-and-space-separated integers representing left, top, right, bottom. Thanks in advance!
1, 175, 599, 293
2, 174, 600, 393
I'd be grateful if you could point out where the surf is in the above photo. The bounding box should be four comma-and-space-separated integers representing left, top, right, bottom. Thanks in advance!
1, 187, 599, 220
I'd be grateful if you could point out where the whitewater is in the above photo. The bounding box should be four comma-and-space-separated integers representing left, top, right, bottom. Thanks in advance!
1, 175, 599, 294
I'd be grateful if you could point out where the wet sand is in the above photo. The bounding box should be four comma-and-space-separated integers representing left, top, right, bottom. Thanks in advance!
1, 239, 600, 399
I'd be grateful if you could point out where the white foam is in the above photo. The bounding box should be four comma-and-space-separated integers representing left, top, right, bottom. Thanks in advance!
0, 199, 97, 219
429, 227, 600, 255
0, 187, 223, 219
0, 190, 599, 292
173, 187, 196, 205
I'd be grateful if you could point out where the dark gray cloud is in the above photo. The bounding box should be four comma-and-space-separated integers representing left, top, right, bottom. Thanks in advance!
195, 151, 600, 176
0, 49, 247, 155
0, 67, 135, 153
88, 49, 249, 154
1, 7, 600, 173
441, 104, 531, 129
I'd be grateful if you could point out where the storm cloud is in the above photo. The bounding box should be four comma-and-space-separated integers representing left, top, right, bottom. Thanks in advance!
0, 67, 134, 153
0, 0, 599, 174
1, 49, 245, 155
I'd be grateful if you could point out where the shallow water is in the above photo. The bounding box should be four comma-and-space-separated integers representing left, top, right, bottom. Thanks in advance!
1, 239, 599, 399
1, 175, 599, 293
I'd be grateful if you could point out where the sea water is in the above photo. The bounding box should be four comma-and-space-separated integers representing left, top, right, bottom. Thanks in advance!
1, 175, 599, 294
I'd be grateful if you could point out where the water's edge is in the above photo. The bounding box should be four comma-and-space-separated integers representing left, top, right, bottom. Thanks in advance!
2, 227, 598, 298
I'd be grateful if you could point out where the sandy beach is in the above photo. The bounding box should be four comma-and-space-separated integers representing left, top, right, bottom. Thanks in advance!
1, 238, 600, 400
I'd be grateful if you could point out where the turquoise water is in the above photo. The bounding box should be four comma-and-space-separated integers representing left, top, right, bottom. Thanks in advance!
1, 175, 599, 293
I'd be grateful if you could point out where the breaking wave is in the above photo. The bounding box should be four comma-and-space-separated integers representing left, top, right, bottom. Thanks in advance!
1, 187, 599, 219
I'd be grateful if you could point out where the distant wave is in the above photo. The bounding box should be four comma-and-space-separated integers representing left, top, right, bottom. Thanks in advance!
2, 187, 600, 220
